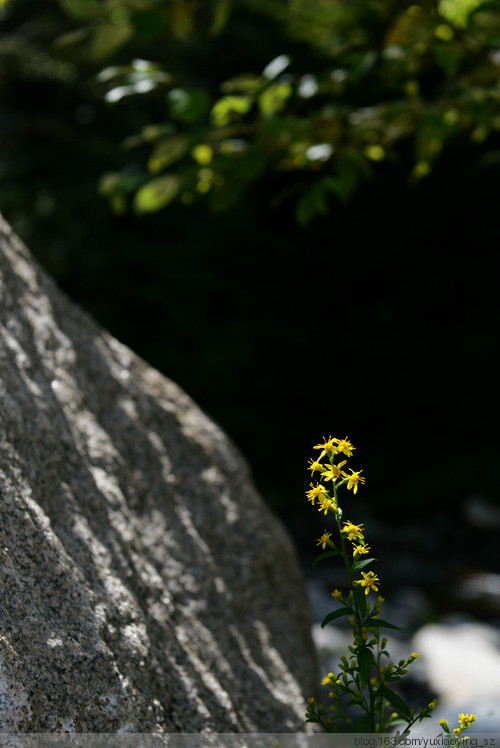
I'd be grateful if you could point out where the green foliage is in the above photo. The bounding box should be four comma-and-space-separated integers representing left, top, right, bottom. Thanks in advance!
44, 0, 500, 223
1, 0, 500, 528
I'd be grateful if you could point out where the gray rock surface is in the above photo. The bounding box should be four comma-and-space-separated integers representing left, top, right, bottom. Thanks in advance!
0, 215, 317, 732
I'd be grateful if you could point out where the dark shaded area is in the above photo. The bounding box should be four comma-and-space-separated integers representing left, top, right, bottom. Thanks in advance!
1, 0, 499, 570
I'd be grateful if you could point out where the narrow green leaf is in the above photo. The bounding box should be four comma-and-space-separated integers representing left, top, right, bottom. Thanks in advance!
312, 549, 341, 567
352, 557, 376, 572
353, 584, 367, 616
321, 608, 351, 628
357, 647, 373, 686
367, 618, 403, 633
378, 686, 412, 718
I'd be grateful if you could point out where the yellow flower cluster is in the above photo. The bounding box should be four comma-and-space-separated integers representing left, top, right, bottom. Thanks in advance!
308, 436, 365, 496
309, 436, 375, 593
439, 713, 477, 735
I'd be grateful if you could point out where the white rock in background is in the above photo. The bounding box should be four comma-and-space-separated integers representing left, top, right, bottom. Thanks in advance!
412, 620, 500, 734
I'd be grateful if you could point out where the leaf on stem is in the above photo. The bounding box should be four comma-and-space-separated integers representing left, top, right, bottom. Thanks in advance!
312, 549, 341, 567
352, 557, 376, 572
378, 686, 412, 719
357, 646, 374, 686
321, 608, 352, 628
367, 618, 403, 633
353, 584, 368, 617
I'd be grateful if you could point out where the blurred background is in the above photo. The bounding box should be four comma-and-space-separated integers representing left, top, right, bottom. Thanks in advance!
1, 0, 500, 726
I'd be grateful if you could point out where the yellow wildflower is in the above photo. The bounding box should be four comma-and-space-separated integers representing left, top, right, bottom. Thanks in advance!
313, 436, 338, 459
353, 544, 370, 558
322, 672, 334, 685
321, 461, 346, 482
458, 714, 477, 729
331, 588, 343, 599
305, 482, 328, 505
316, 531, 332, 549
453, 729, 460, 735
438, 719, 449, 730
355, 571, 380, 595
307, 458, 324, 474
344, 468, 365, 494
318, 495, 337, 515
341, 521, 364, 541
335, 436, 355, 457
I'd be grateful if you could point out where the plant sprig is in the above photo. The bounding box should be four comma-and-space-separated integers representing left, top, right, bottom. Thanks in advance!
305, 436, 477, 736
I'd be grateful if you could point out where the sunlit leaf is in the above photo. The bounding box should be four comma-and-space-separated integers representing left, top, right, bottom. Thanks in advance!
133, 175, 180, 213
91, 21, 133, 61
258, 83, 292, 117
221, 75, 262, 94
262, 54, 290, 79
439, 0, 485, 27
148, 136, 190, 172
211, 95, 253, 127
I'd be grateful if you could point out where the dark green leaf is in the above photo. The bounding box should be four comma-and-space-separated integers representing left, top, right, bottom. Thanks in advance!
168, 89, 211, 124
367, 618, 403, 633
312, 549, 341, 567
354, 715, 373, 731
296, 183, 329, 226
378, 686, 412, 718
352, 557, 376, 571
353, 584, 367, 616
321, 607, 351, 628
357, 647, 373, 686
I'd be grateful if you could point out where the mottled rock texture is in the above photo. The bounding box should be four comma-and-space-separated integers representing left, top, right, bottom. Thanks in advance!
0, 215, 317, 732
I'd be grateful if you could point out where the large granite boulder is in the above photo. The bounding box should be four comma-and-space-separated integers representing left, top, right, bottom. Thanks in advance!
0, 215, 317, 732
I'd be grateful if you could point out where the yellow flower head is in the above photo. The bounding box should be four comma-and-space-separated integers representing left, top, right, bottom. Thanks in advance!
438, 719, 449, 730
344, 469, 365, 494
355, 570, 380, 595
331, 588, 343, 599
353, 543, 370, 558
321, 461, 347, 482
307, 458, 324, 474
458, 714, 477, 729
321, 672, 334, 685
316, 531, 332, 549
335, 437, 355, 457
341, 521, 365, 542
318, 495, 337, 515
313, 436, 339, 459
305, 482, 328, 505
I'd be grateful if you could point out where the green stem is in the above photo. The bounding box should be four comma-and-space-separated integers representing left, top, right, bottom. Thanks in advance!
332, 479, 376, 730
